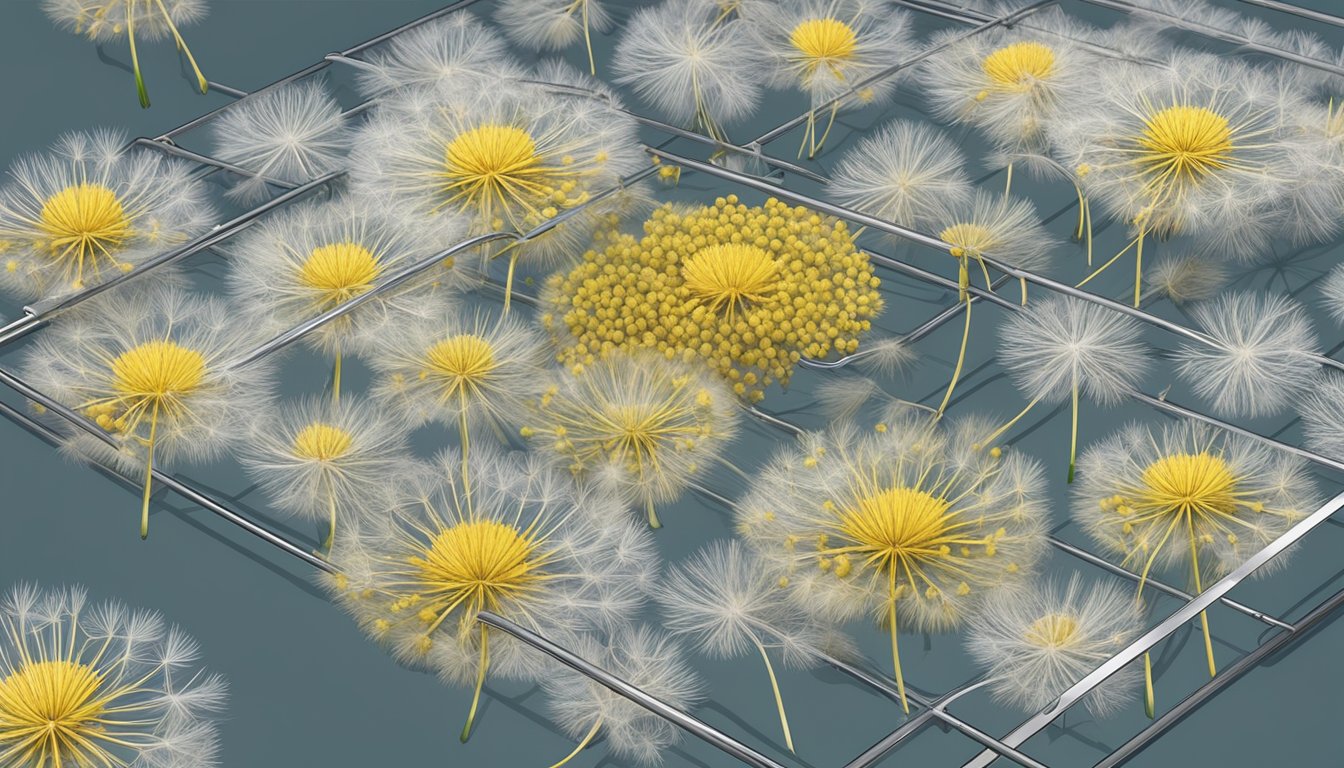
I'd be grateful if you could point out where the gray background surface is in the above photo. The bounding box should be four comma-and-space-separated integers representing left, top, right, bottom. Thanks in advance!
0, 1, 1342, 766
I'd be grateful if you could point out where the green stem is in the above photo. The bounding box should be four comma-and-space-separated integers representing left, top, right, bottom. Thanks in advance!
548, 718, 603, 768
140, 402, 160, 540
936, 291, 971, 417
1188, 516, 1217, 678
889, 601, 909, 715
1068, 377, 1079, 484
153, 0, 208, 93
1004, 162, 1013, 197
461, 624, 489, 742
126, 0, 150, 108
645, 497, 661, 529
332, 349, 342, 405
751, 636, 795, 753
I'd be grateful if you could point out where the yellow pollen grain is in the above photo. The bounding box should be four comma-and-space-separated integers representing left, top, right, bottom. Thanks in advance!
981, 42, 1056, 90
292, 421, 354, 461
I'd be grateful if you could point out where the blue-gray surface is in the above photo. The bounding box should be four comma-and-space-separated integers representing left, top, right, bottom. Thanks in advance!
0, 1, 1342, 766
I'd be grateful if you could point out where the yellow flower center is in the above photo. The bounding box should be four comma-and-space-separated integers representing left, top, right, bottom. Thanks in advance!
981, 42, 1056, 90
298, 241, 382, 307
1136, 105, 1234, 191
1137, 451, 1239, 518
110, 340, 207, 416
422, 334, 498, 401
939, 222, 997, 257
682, 244, 780, 317
292, 421, 354, 461
790, 17, 858, 64
412, 519, 543, 619
0, 660, 107, 760
440, 124, 552, 226
38, 183, 133, 286
1024, 612, 1079, 648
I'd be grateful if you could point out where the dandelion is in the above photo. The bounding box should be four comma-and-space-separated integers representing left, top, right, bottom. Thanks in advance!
349, 79, 642, 307
541, 626, 704, 767
238, 395, 409, 553
496, 0, 613, 76
1322, 264, 1344, 325
0, 130, 212, 301
543, 195, 883, 402
1280, 99, 1344, 246
1144, 253, 1228, 305
227, 196, 474, 401
353, 12, 524, 98
1173, 292, 1317, 419
1074, 419, 1316, 714
612, 1, 765, 141
658, 540, 827, 752
932, 191, 1055, 415
736, 411, 1049, 712
966, 574, 1142, 717
1050, 51, 1300, 305
368, 306, 547, 500
826, 119, 973, 230
993, 296, 1150, 482
523, 351, 739, 529
210, 80, 349, 203
751, 0, 912, 157
44, 0, 209, 107
0, 583, 226, 767
22, 285, 269, 539
325, 446, 655, 742
1299, 372, 1344, 462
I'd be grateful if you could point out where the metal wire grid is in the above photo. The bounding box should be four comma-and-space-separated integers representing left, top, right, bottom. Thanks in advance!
0, 0, 1339, 765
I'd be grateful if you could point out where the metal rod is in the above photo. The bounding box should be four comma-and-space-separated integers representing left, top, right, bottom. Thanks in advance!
1235, 0, 1344, 27
204, 80, 249, 99
960, 489, 1344, 768
475, 612, 789, 768
132, 137, 300, 191
0, 366, 329, 571
1095, 583, 1344, 767
843, 681, 994, 768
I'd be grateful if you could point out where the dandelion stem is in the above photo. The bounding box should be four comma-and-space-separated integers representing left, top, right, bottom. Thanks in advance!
1133, 226, 1146, 308
1084, 196, 1093, 266
153, 0, 208, 93
1074, 184, 1085, 241
935, 293, 971, 417
716, 456, 751, 482
502, 251, 520, 316
126, 0, 150, 109
1187, 515, 1217, 678
1143, 652, 1155, 719
461, 624, 490, 743
1068, 376, 1079, 484
811, 103, 840, 159
322, 492, 337, 554
581, 0, 596, 77
751, 635, 795, 753
332, 349, 342, 405
140, 402, 160, 540
1004, 163, 1013, 198
1076, 232, 1141, 288
645, 497, 661, 529
548, 718, 603, 768
459, 393, 473, 516
889, 600, 909, 715
1019, 276, 1028, 306
980, 395, 1042, 449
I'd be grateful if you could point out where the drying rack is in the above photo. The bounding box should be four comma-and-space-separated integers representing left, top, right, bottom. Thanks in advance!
1, 0, 1342, 765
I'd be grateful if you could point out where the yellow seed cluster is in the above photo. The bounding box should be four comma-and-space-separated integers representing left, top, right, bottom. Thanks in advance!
544, 196, 882, 401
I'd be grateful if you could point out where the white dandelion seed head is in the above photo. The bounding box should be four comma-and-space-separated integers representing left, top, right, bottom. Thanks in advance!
612, 1, 765, 132
541, 626, 704, 766
1073, 419, 1317, 578
921, 12, 1094, 155
210, 79, 349, 204
1278, 100, 1344, 246
525, 350, 740, 517
495, 0, 613, 52
0, 583, 225, 768
736, 412, 1049, 633
349, 79, 643, 269
749, 0, 913, 108
966, 574, 1142, 718
0, 130, 213, 301
815, 376, 883, 423
934, 190, 1056, 272
1049, 51, 1296, 261
226, 195, 474, 359
365, 303, 547, 432
44, 0, 207, 42
858, 336, 918, 378
1321, 263, 1344, 325
1299, 372, 1344, 463
355, 12, 525, 98
998, 296, 1150, 406
326, 444, 657, 684
1144, 253, 1229, 305
22, 284, 272, 474
237, 394, 410, 525
657, 539, 829, 668
1174, 291, 1318, 418
826, 119, 973, 230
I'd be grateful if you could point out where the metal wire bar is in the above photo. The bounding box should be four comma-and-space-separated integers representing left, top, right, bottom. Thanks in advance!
0, 366, 329, 571
750, 0, 1059, 146
205, 80, 249, 99
0, 172, 342, 348
1094, 582, 1344, 767
132, 137, 300, 191
476, 612, 789, 768
1236, 0, 1344, 27
843, 681, 996, 768
960, 488, 1344, 768
646, 147, 1344, 375
1075, 0, 1344, 76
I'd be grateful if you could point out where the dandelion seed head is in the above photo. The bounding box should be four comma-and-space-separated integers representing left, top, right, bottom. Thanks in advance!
935, 191, 1055, 272
357, 12, 524, 97
496, 0, 613, 52
827, 120, 973, 230
1145, 253, 1228, 304
44, 0, 207, 42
